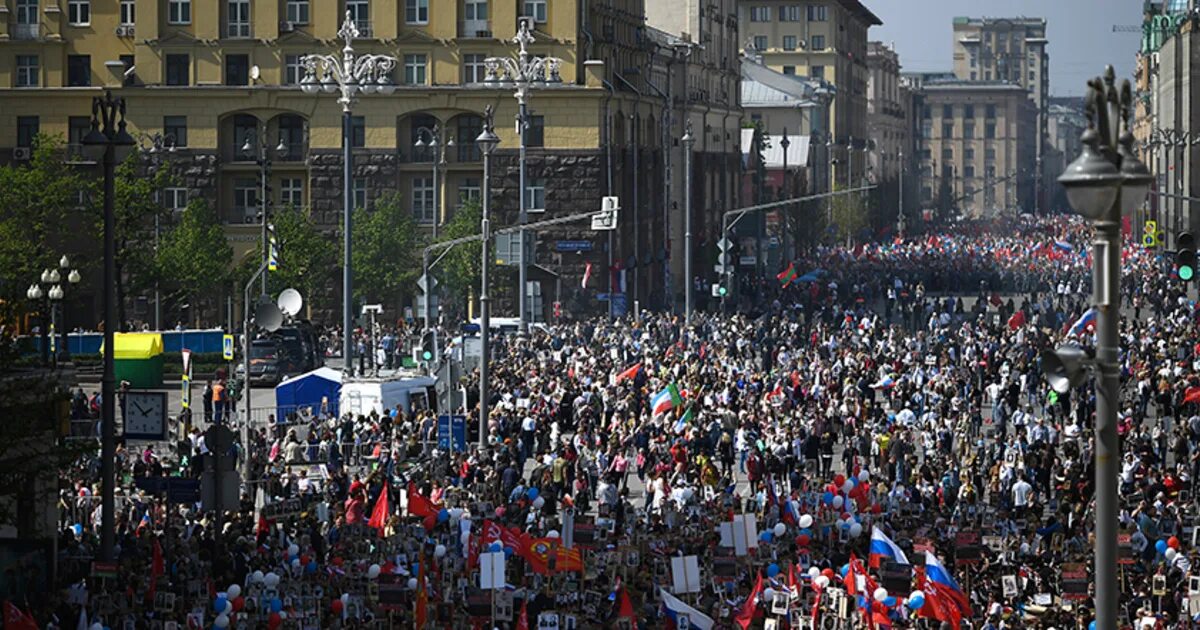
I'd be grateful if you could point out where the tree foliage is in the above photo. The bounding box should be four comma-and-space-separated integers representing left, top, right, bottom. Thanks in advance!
156, 199, 233, 311
107, 155, 178, 325
0, 136, 91, 327
436, 199, 482, 302
829, 184, 869, 244
352, 193, 420, 305
235, 204, 338, 310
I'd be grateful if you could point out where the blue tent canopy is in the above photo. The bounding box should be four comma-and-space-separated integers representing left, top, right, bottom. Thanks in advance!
274, 367, 342, 421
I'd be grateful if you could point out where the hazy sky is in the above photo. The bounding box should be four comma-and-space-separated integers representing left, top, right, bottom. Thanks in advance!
869, 0, 1145, 96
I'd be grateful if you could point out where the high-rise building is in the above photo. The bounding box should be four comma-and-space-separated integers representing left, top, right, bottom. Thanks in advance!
950, 16, 1048, 212
866, 41, 904, 182
0, 0, 740, 321
737, 0, 881, 187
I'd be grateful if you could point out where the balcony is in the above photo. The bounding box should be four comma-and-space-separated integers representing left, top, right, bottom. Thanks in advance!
458, 21, 492, 38
13, 23, 41, 40
225, 23, 252, 39
354, 20, 372, 38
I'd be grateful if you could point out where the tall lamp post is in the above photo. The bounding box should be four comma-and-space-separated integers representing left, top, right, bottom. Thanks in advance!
1046, 66, 1151, 630
300, 12, 397, 376
241, 127, 287, 296
484, 18, 562, 334
682, 121, 695, 322
81, 89, 136, 563
414, 125, 455, 240
475, 106, 500, 449
139, 133, 176, 329
27, 257, 81, 367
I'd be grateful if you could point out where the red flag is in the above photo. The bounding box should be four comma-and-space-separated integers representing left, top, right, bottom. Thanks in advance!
582, 263, 593, 289
516, 600, 529, 630
788, 563, 802, 597
811, 584, 824, 626
406, 482, 440, 519
523, 538, 583, 575
148, 539, 165, 600
616, 578, 637, 623
734, 571, 764, 629
368, 484, 390, 533
3, 602, 37, 630
1007, 310, 1026, 330
1185, 386, 1200, 406
614, 363, 642, 384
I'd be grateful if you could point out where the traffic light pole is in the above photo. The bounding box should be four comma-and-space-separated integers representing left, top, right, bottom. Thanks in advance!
718, 185, 877, 309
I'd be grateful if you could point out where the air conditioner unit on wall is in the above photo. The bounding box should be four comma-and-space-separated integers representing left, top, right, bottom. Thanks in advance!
279, 21, 295, 33
13, 148, 31, 161
115, 25, 135, 37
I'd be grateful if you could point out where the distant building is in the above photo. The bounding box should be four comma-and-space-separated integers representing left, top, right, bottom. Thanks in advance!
915, 79, 1037, 219
1045, 98, 1086, 214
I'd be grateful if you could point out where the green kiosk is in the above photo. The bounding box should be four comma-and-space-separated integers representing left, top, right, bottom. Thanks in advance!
101, 333, 165, 388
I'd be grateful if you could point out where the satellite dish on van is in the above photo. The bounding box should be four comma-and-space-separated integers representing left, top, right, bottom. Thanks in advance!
255, 301, 284, 332
250, 65, 261, 81
278, 288, 303, 317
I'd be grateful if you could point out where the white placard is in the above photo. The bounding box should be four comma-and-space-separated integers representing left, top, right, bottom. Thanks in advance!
480, 551, 505, 590
671, 555, 702, 594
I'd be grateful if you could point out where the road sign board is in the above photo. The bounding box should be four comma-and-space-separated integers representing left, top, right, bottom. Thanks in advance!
555, 240, 594, 252
222, 334, 234, 361
181, 374, 191, 409
591, 208, 618, 231
437, 414, 467, 452
417, 274, 438, 293
718, 238, 732, 252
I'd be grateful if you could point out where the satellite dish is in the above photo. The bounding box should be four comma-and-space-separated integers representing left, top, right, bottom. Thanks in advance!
255, 301, 284, 332
278, 288, 303, 317
250, 65, 261, 81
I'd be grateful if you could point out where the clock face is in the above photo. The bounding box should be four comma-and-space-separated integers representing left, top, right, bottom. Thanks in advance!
125, 392, 166, 439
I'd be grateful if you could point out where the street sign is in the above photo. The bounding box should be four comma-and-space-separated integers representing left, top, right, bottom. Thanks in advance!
417, 274, 438, 293
718, 238, 732, 252
437, 414, 467, 452
180, 374, 191, 409
555, 240, 594, 252
222, 334, 234, 361
591, 209, 618, 231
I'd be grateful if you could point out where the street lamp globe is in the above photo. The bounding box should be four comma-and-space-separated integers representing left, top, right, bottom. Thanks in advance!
112, 121, 136, 162
476, 126, 500, 157
376, 75, 396, 95
1058, 127, 1120, 220
28, 284, 43, 300
300, 71, 320, 95
80, 120, 109, 162
59, 255, 70, 269
49, 285, 64, 301
241, 137, 254, 154
41, 269, 53, 283
414, 137, 428, 149
68, 269, 81, 284
47, 268, 61, 284
1118, 132, 1152, 216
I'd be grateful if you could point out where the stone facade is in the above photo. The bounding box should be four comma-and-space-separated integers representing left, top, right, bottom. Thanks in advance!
307, 150, 399, 227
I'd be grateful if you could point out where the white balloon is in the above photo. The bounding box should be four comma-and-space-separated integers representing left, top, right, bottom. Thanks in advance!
762, 587, 775, 602
341, 593, 350, 604
773, 523, 787, 537
842, 480, 854, 494
90, 624, 103, 630
252, 570, 265, 584
858, 469, 871, 482
407, 578, 419, 590
874, 587, 889, 603
222, 600, 233, 615
533, 496, 546, 509
287, 543, 299, 556
227, 584, 242, 599
814, 575, 830, 588
214, 614, 230, 629
799, 514, 814, 529
849, 523, 864, 538
290, 558, 301, 568
547, 530, 560, 539
277, 611, 287, 620
367, 564, 381, 579
832, 496, 844, 509
434, 544, 447, 558
264, 572, 280, 588
808, 567, 821, 579
1166, 548, 1178, 561
909, 590, 925, 602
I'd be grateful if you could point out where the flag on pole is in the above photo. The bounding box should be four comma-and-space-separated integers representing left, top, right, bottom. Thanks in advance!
734, 571, 764, 629
368, 484, 390, 533
582, 262, 593, 289
1067, 308, 1097, 336
613, 363, 643, 385
672, 406, 695, 434
777, 262, 798, 287
651, 383, 683, 416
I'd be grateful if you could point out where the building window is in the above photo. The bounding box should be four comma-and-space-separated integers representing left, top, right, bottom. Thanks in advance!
120, 0, 135, 24
225, 54, 249, 85
68, 116, 90, 149
457, 115, 482, 162
523, 0, 547, 23
465, 0, 487, 21
280, 178, 303, 207
782, 66, 796, 76
984, 71, 990, 80
17, 116, 39, 148
811, 65, 825, 80
779, 5, 802, 21
810, 35, 825, 50
163, 116, 188, 147
985, 104, 996, 119
806, 5, 827, 21
67, 56, 91, 87
16, 0, 37, 26
970, 71, 976, 81
782, 36, 797, 51
168, 0, 191, 23
404, 54, 427, 85
752, 35, 768, 51
278, 115, 304, 156
964, 105, 974, 119
963, 122, 974, 139
164, 188, 189, 210
985, 148, 996, 160
750, 6, 770, 21
15, 56, 39, 88
458, 178, 480, 206
119, 53, 133, 85
68, 0, 90, 25
234, 178, 258, 221
921, 120, 932, 138
286, 0, 309, 24
524, 179, 546, 212
942, 105, 953, 119
942, 122, 953, 138
1029, 71, 1035, 81
941, 147, 952, 160
463, 54, 486, 84
353, 178, 368, 210
405, 0, 428, 24
526, 115, 544, 148
922, 187, 932, 201
964, 165, 976, 178
348, 116, 365, 148
226, 0, 251, 38
985, 123, 996, 139
964, 147, 974, 160
285, 55, 303, 85
166, 54, 189, 86
412, 176, 434, 222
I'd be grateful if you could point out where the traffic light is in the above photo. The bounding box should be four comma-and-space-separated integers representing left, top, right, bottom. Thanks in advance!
420, 329, 438, 363
267, 224, 279, 272
711, 283, 728, 298
1177, 232, 1195, 281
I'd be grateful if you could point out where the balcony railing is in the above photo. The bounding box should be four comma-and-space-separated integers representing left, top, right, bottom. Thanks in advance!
458, 21, 492, 38
13, 23, 41, 40
225, 23, 252, 39
354, 21, 372, 38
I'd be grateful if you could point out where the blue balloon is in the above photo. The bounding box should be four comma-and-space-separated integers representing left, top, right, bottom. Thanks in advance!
306, 560, 318, 574
839, 564, 850, 578
823, 491, 835, 505
213, 597, 227, 612
760, 531, 774, 543
437, 509, 450, 523
767, 563, 780, 578
1156, 540, 1168, 554
269, 597, 282, 613
527, 487, 539, 501
489, 542, 503, 552
799, 528, 813, 538
884, 596, 897, 607
907, 595, 925, 610
1089, 622, 1096, 630
503, 546, 515, 558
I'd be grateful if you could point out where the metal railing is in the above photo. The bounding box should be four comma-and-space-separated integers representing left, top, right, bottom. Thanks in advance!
13, 23, 40, 40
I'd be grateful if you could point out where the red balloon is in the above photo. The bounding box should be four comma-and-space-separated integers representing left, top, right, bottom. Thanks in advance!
833, 474, 846, 487
1169, 536, 1181, 550
796, 534, 811, 547
822, 568, 836, 580
300, 554, 310, 565
841, 512, 852, 521
332, 557, 345, 567
331, 599, 344, 614
232, 597, 245, 612
826, 484, 838, 494
872, 503, 883, 514
268, 613, 282, 629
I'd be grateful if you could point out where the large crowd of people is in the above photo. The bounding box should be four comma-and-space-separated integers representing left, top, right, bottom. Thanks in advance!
22, 215, 1200, 629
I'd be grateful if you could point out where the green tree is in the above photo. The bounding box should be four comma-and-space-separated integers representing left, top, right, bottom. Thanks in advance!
107, 155, 178, 326
436, 199, 482, 302
0, 135, 91, 326
156, 199, 233, 315
236, 204, 337, 311
829, 184, 869, 245
352, 192, 420, 305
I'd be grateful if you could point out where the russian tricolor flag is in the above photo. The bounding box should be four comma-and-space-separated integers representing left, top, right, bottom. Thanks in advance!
868, 526, 909, 569
924, 551, 972, 616
661, 589, 715, 629
1068, 308, 1097, 336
